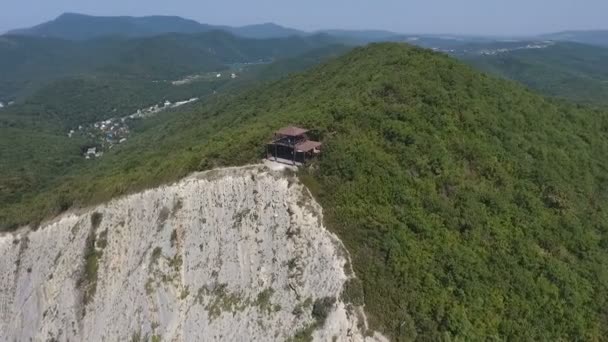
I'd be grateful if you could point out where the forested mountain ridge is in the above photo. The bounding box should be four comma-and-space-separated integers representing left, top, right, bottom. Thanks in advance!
0, 31, 339, 102
465, 42, 608, 106
6, 14, 608, 108
0, 44, 350, 213
8, 12, 306, 40
2, 42, 608, 340
9, 13, 608, 52
0, 42, 349, 129
9, 13, 207, 39
541, 30, 608, 47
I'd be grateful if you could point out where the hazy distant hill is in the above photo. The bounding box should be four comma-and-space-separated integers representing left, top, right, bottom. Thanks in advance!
8, 13, 306, 40
7, 13, 608, 108
541, 30, 608, 47
229, 23, 305, 39
316, 29, 400, 42
2, 43, 350, 129
5, 12, 511, 47
0, 31, 338, 101
464, 42, 608, 106
10, 13, 608, 50
0, 34, 121, 101
8, 13, 210, 40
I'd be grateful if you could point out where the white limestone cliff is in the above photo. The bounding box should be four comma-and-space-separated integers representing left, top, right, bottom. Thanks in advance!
0, 165, 386, 342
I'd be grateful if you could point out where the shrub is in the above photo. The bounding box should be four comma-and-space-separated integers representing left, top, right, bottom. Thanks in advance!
90, 212, 103, 229
341, 278, 364, 306
312, 297, 336, 325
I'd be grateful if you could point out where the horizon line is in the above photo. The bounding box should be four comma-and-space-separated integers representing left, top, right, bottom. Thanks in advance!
4, 11, 608, 38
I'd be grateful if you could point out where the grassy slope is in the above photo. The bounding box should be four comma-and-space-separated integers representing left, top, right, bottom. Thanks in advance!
465, 43, 608, 107
2, 43, 608, 340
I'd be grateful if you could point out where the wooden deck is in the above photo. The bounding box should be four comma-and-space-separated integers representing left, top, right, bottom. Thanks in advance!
266, 156, 303, 166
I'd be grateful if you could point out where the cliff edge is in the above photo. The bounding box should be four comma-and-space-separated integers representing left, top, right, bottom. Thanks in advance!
0, 165, 386, 341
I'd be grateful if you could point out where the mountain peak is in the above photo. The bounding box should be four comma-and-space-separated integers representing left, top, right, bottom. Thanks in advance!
8, 14, 305, 40
56, 12, 89, 19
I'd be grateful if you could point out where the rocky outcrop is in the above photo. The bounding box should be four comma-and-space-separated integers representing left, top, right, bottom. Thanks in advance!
0, 165, 386, 341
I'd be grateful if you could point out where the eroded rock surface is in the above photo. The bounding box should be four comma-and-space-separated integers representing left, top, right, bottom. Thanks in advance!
0, 165, 386, 341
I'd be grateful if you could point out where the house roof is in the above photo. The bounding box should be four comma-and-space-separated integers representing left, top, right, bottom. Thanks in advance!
275, 126, 309, 137
296, 140, 322, 152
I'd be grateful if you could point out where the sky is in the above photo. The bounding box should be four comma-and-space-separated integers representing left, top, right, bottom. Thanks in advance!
1, 0, 607, 36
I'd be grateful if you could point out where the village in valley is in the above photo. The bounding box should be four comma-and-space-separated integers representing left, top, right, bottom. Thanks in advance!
72, 97, 199, 159
439, 40, 555, 56
70, 64, 271, 159
172, 71, 238, 86
0, 101, 14, 110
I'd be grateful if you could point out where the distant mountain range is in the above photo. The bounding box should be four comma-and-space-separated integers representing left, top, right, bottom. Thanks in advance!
3, 12, 608, 109
540, 30, 608, 47
0, 31, 339, 101
463, 42, 608, 106
7, 13, 608, 47
8, 13, 308, 40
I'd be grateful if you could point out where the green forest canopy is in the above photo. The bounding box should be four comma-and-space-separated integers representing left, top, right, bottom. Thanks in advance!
465, 42, 608, 107
0, 45, 351, 207
2, 43, 608, 340
0, 31, 339, 101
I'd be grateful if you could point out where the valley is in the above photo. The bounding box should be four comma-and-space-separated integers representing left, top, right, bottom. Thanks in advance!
464, 42, 608, 106
74, 97, 199, 158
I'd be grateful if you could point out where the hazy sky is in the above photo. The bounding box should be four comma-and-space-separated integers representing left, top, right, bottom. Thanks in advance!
1, 0, 607, 36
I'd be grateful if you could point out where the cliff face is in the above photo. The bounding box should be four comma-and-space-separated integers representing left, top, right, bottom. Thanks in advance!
0, 165, 385, 341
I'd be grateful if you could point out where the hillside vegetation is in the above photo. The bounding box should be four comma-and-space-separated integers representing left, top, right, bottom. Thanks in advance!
0, 44, 351, 217
0, 32, 338, 101
2, 43, 608, 340
10, 75, 228, 128
466, 42, 608, 106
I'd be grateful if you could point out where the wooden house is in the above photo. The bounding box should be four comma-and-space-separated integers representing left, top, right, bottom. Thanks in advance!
267, 126, 322, 165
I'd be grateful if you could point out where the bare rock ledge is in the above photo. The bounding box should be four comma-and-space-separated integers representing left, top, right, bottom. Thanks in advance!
0, 165, 387, 341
